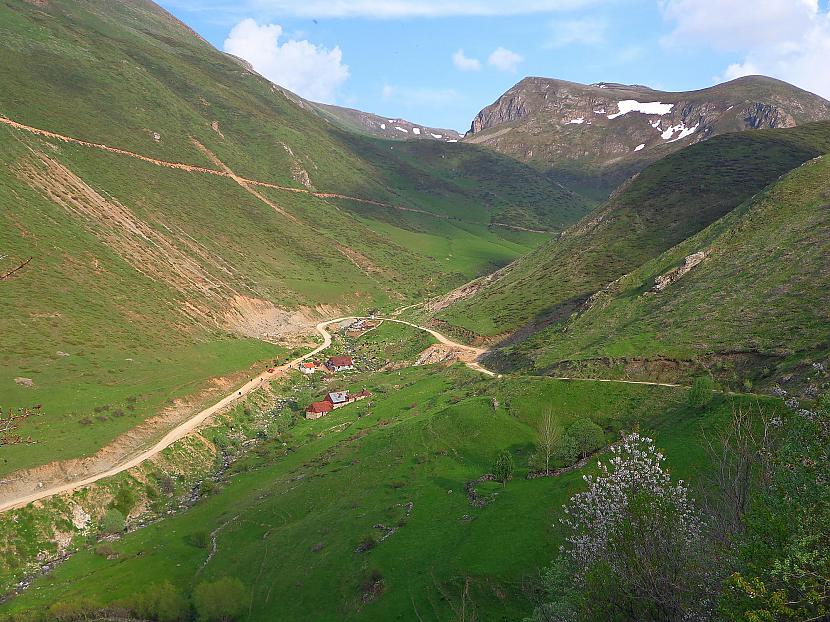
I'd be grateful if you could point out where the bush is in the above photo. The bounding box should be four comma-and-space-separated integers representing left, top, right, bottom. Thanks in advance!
100, 508, 125, 534
192, 577, 246, 622
112, 485, 137, 516
185, 530, 210, 549
134, 581, 189, 622
688, 376, 715, 408
565, 418, 605, 460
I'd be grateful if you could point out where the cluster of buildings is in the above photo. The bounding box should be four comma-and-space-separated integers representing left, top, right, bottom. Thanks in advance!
298, 356, 354, 375
305, 389, 372, 419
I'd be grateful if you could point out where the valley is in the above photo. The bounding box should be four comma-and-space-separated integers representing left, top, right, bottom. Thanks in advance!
2, 1, 829, 621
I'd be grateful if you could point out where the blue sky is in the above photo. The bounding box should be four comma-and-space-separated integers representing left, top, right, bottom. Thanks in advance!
158, 0, 830, 132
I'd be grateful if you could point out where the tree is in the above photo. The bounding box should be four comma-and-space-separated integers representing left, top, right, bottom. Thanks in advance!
688, 376, 715, 408
530, 432, 717, 622
535, 410, 562, 473
193, 577, 246, 622
565, 418, 605, 460
720, 395, 830, 621
492, 450, 515, 487
134, 581, 189, 622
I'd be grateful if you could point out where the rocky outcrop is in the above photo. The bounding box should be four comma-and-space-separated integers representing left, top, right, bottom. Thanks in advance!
652, 251, 707, 293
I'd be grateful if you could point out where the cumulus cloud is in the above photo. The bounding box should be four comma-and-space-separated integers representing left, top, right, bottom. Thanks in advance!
661, 0, 830, 99
223, 18, 349, 103
452, 49, 482, 71
488, 47, 524, 72
546, 17, 607, 47
170, 0, 602, 19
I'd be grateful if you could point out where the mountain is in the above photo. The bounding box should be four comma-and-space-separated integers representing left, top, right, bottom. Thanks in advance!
464, 76, 830, 199
0, 0, 589, 475
429, 122, 830, 386
309, 102, 462, 142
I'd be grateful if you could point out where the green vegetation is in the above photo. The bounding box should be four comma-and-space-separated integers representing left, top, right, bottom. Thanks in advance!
0, 0, 586, 471
348, 320, 437, 367
435, 123, 830, 340
492, 450, 515, 486
689, 377, 715, 408
0, 364, 768, 620
193, 578, 247, 622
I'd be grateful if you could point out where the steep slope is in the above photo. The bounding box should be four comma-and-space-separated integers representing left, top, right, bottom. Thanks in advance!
465, 76, 830, 199
431, 123, 830, 343
0, 0, 587, 473
507, 152, 830, 389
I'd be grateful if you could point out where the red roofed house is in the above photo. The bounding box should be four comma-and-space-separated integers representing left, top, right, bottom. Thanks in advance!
326, 356, 354, 372
298, 361, 317, 375
305, 400, 333, 420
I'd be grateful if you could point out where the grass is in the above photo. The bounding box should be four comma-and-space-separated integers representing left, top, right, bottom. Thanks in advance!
0, 364, 775, 620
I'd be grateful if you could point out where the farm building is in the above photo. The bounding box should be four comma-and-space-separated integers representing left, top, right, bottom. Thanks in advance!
304, 389, 372, 419
305, 401, 334, 419
298, 361, 317, 375
326, 356, 354, 372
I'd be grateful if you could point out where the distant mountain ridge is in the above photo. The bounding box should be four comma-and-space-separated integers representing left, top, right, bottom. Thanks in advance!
464, 75, 830, 199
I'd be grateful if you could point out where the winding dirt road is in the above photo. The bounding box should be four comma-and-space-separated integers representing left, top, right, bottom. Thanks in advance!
0, 314, 682, 513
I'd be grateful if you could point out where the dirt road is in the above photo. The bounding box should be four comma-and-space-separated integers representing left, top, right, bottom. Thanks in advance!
0, 317, 352, 513
0, 315, 682, 512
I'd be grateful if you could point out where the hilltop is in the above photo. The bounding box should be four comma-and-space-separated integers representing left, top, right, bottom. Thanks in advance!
464, 75, 830, 199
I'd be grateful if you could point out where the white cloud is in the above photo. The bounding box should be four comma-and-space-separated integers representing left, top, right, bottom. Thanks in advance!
223, 18, 349, 103
168, 0, 603, 19
452, 49, 481, 71
546, 17, 607, 47
661, 0, 830, 99
488, 47, 524, 72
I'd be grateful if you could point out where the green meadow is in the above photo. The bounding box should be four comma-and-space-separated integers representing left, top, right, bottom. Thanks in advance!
1, 364, 773, 620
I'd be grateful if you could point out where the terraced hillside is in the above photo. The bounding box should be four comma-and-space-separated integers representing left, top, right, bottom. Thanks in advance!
465, 76, 830, 199
0, 0, 589, 474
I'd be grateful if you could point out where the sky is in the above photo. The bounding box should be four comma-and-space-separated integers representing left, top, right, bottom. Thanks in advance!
158, 0, 830, 132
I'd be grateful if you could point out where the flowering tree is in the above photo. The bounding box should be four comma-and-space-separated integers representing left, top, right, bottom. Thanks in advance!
529, 432, 717, 622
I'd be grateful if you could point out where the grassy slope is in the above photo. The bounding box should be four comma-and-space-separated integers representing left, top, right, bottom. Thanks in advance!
435, 123, 830, 339
0, 364, 766, 620
515, 154, 830, 382
0, 0, 585, 471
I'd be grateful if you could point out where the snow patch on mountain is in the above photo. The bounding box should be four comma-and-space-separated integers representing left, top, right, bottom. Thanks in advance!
567, 117, 585, 124
634, 143, 645, 151
608, 100, 675, 120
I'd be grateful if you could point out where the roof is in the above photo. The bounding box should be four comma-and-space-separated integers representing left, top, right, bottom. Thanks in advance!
300, 361, 316, 368
306, 401, 333, 414
328, 356, 353, 367
327, 391, 349, 404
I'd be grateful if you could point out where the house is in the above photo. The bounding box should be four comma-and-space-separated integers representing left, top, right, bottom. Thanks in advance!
326, 356, 354, 372
327, 391, 350, 407
304, 389, 373, 419
298, 361, 317, 375
305, 400, 333, 420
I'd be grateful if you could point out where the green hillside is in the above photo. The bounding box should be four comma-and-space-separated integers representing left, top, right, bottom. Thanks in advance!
0, 364, 757, 620
0, 0, 588, 473
433, 123, 830, 343
504, 153, 830, 387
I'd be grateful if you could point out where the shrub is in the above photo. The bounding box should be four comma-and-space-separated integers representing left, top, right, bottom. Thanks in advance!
192, 577, 246, 622
689, 376, 715, 408
112, 485, 137, 516
185, 530, 210, 549
565, 418, 605, 460
100, 508, 125, 534
137, 581, 189, 622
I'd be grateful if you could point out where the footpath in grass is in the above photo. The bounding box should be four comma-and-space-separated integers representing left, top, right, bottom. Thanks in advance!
0, 364, 767, 620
